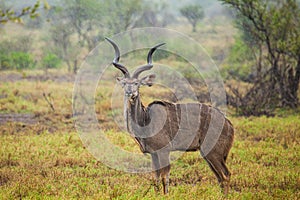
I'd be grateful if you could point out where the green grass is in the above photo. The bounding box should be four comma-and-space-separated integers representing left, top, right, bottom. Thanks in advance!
0, 125, 299, 199
1, 5, 299, 199
0, 71, 299, 199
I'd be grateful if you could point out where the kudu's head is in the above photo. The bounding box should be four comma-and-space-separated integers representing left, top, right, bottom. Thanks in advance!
106, 38, 165, 100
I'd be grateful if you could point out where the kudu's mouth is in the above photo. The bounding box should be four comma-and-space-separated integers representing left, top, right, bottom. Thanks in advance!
125, 92, 138, 101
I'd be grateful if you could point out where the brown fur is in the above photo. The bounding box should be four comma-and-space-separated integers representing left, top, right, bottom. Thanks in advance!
106, 38, 234, 195
126, 97, 234, 194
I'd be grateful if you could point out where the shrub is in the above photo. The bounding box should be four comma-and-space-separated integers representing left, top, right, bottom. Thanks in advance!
0, 52, 12, 70
10, 52, 35, 70
41, 53, 62, 70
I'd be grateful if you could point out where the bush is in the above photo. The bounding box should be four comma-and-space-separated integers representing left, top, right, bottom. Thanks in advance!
0, 51, 35, 70
0, 37, 35, 70
0, 52, 11, 70
10, 52, 35, 70
41, 53, 61, 70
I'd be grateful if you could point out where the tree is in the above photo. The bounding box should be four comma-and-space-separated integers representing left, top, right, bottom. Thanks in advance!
49, 21, 80, 73
47, 1, 100, 74
135, 1, 175, 28
221, 0, 300, 114
47, 0, 146, 73
61, 0, 143, 48
62, 0, 104, 50
180, 4, 204, 32
0, 0, 49, 24
103, 0, 143, 34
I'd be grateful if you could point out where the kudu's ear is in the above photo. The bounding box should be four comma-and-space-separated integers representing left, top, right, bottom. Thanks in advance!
140, 74, 156, 87
116, 77, 123, 82
116, 77, 125, 87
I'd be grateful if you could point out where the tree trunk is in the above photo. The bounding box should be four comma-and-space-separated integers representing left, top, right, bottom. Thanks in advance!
73, 60, 78, 74
192, 22, 197, 32
66, 60, 71, 73
285, 56, 300, 107
278, 58, 300, 108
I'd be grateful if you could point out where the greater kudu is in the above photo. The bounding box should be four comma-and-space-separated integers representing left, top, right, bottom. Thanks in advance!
106, 38, 234, 194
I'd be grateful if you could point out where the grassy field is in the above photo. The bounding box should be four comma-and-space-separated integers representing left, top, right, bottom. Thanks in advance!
0, 71, 299, 199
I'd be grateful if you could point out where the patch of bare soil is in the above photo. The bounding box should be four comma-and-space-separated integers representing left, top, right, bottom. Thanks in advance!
0, 72, 74, 83
0, 114, 36, 125
0, 112, 75, 135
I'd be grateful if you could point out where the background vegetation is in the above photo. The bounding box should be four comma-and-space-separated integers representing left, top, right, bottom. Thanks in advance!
0, 0, 299, 199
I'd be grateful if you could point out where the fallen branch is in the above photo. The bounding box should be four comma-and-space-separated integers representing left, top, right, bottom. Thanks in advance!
43, 92, 55, 112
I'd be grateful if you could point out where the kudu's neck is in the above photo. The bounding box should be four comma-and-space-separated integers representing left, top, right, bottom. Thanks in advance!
124, 94, 149, 133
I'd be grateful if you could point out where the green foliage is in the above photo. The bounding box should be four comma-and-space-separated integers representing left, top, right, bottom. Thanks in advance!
0, 51, 11, 70
180, 4, 204, 32
25, 15, 44, 29
10, 52, 35, 70
46, 0, 180, 74
48, 20, 79, 73
0, 36, 35, 70
0, 51, 35, 70
221, 0, 300, 110
62, 0, 104, 43
0, 0, 47, 24
0, 73, 299, 199
222, 36, 254, 81
103, 0, 142, 33
135, 1, 175, 27
228, 37, 253, 64
42, 53, 61, 70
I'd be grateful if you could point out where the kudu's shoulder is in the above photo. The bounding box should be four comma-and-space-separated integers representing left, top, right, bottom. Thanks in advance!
148, 100, 175, 108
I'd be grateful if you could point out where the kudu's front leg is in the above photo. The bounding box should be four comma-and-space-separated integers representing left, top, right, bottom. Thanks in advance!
151, 153, 161, 193
161, 164, 171, 194
151, 152, 171, 194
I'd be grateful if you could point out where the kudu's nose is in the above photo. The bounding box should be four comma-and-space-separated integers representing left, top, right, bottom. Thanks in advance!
125, 91, 134, 98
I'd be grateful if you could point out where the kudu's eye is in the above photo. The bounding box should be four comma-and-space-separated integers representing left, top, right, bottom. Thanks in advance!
134, 82, 139, 86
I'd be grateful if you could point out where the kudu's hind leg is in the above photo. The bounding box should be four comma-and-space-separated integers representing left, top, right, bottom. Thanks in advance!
204, 155, 231, 194
221, 160, 231, 194
161, 164, 170, 194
